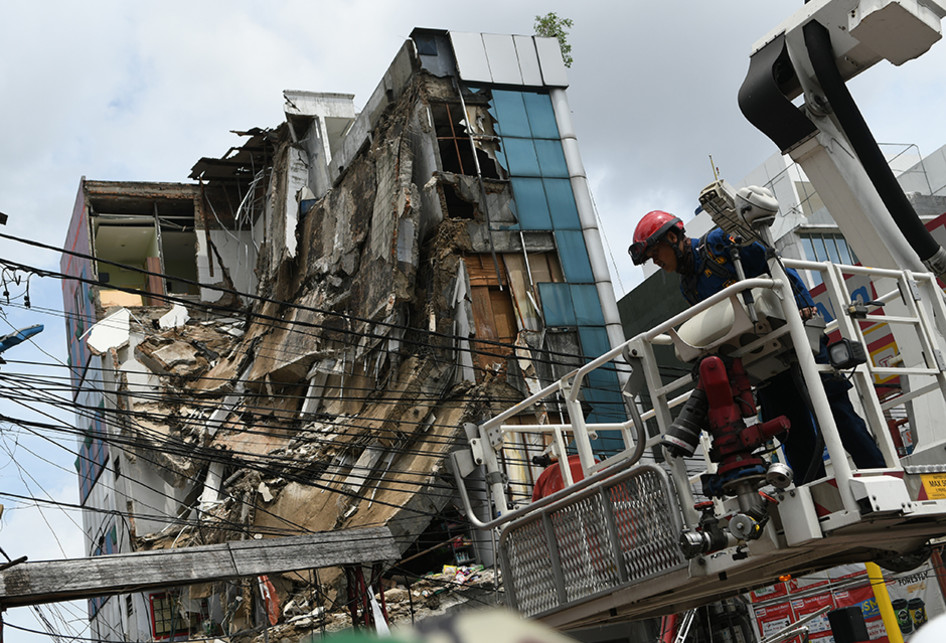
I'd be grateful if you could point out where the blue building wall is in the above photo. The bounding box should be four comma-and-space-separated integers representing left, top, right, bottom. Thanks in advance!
489, 88, 625, 446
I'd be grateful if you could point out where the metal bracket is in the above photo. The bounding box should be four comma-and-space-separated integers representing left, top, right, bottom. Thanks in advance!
470, 438, 485, 466
620, 350, 648, 397
486, 471, 508, 486
484, 423, 503, 449
850, 475, 913, 515
452, 448, 476, 477
900, 278, 922, 302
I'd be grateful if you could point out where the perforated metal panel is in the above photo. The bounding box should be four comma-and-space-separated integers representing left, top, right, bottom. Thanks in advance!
500, 466, 686, 618
502, 518, 559, 615
609, 472, 687, 582
552, 494, 619, 602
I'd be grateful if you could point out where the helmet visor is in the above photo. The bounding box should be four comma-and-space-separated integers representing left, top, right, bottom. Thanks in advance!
628, 240, 649, 265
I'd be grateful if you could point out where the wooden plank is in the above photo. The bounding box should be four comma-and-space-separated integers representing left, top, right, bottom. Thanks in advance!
470, 286, 500, 376
463, 255, 502, 287
528, 252, 564, 284
488, 289, 517, 347
502, 254, 540, 331
144, 255, 166, 305
0, 526, 397, 608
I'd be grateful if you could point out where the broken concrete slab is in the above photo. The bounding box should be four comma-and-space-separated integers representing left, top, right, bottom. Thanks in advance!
158, 303, 190, 329
86, 308, 132, 355
136, 339, 202, 376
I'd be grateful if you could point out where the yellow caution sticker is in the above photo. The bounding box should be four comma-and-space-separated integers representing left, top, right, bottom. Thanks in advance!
921, 473, 946, 499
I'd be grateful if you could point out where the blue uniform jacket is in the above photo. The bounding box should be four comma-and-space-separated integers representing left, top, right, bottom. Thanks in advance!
680, 228, 815, 309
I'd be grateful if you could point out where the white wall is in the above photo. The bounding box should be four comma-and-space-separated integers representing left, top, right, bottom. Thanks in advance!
196, 228, 258, 303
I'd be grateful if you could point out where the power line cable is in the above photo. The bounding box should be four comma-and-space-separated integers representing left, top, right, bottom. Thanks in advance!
0, 231, 631, 378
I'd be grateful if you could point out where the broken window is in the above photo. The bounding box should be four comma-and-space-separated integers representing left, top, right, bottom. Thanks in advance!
430, 100, 503, 179
88, 191, 199, 305
148, 591, 209, 640
442, 182, 476, 219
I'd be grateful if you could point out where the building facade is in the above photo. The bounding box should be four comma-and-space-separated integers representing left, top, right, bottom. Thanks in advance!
61, 30, 626, 641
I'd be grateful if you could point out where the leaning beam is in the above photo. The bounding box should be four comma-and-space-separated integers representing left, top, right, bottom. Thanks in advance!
0, 526, 398, 608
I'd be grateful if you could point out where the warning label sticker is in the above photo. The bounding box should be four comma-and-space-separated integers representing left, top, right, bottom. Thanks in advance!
921, 473, 946, 499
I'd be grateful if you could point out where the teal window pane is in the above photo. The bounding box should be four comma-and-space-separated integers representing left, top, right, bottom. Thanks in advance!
556, 230, 594, 282
490, 90, 530, 138
523, 92, 559, 138
588, 429, 625, 454
571, 285, 605, 326
534, 139, 569, 177
537, 282, 576, 326
578, 326, 611, 358
511, 178, 552, 229
579, 325, 625, 425
588, 403, 626, 425
503, 138, 541, 176
544, 178, 580, 229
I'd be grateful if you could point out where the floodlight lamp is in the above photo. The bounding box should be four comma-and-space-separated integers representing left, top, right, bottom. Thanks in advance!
827, 338, 867, 370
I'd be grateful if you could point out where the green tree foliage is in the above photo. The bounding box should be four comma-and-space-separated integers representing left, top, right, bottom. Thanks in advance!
534, 12, 574, 68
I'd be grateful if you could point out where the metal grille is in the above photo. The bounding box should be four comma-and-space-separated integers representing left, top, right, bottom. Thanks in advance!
502, 516, 560, 615
609, 472, 686, 581
500, 466, 686, 617
552, 494, 619, 602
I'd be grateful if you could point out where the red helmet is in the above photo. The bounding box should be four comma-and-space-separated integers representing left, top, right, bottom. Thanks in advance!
628, 210, 684, 265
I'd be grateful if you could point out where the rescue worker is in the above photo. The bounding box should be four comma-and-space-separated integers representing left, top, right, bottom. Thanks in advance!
629, 210, 885, 483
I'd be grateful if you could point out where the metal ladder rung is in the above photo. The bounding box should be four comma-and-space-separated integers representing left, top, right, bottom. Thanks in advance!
862, 314, 921, 325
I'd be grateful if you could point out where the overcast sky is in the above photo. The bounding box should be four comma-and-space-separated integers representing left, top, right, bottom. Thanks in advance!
1, 1, 946, 640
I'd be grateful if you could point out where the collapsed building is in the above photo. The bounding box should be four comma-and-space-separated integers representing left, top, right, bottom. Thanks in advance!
60, 29, 626, 641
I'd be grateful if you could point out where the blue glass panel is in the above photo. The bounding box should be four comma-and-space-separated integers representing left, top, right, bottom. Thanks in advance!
837, 237, 854, 265
587, 369, 616, 394
534, 139, 569, 177
537, 282, 576, 326
544, 178, 580, 229
511, 178, 552, 229
578, 326, 611, 359
503, 138, 541, 176
800, 237, 816, 262
811, 237, 828, 261
800, 237, 823, 287
523, 92, 559, 138
490, 90, 530, 138
571, 285, 606, 325
556, 230, 594, 282
588, 430, 625, 454
580, 325, 626, 425
825, 236, 841, 263
585, 386, 626, 425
